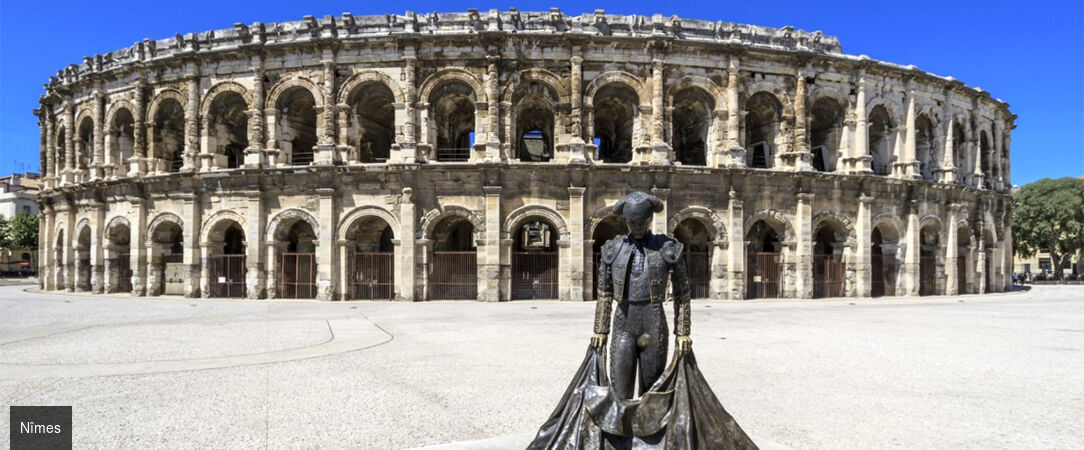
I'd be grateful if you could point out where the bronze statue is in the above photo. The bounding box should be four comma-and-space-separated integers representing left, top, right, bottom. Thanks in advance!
529, 191, 757, 450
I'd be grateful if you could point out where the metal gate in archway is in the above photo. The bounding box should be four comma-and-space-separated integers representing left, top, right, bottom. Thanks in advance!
430, 251, 477, 300
512, 251, 558, 299
351, 252, 394, 300
117, 252, 133, 293
813, 255, 844, 298
957, 256, 967, 294
210, 254, 247, 298
686, 251, 710, 299
871, 253, 896, 297
280, 252, 316, 299
747, 252, 782, 299
919, 255, 937, 296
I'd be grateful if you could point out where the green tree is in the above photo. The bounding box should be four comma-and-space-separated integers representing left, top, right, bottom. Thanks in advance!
7, 212, 39, 250
0, 215, 10, 249
1012, 178, 1084, 280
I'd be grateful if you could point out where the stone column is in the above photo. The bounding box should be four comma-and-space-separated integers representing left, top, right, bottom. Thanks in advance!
902, 201, 921, 296
725, 59, 744, 167
182, 195, 201, 297
945, 206, 959, 295
199, 243, 212, 298
90, 90, 105, 180
103, 244, 118, 293
651, 188, 670, 237
147, 244, 163, 296
727, 190, 745, 299
264, 241, 282, 299
789, 70, 812, 171
338, 240, 352, 300
939, 118, 957, 183
481, 186, 502, 302
896, 86, 920, 178
709, 239, 728, 299
315, 58, 338, 165
40, 207, 53, 290
484, 56, 501, 161
263, 109, 280, 166
131, 78, 147, 177
977, 240, 987, 294
245, 59, 265, 168
129, 198, 147, 296
64, 102, 76, 185
199, 115, 216, 171
567, 52, 587, 164
399, 187, 416, 301
63, 204, 75, 291
795, 193, 813, 298
568, 187, 586, 301
45, 112, 56, 189
855, 194, 872, 297
246, 192, 266, 299
972, 135, 985, 189
90, 202, 106, 293
400, 55, 419, 163
650, 59, 671, 164
183, 72, 200, 172
316, 188, 337, 300
850, 74, 872, 174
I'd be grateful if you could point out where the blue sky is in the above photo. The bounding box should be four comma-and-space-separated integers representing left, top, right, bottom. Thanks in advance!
1, 0, 1081, 185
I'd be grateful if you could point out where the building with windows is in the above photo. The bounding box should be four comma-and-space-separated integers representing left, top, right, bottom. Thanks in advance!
0, 172, 40, 274
35, 10, 1014, 300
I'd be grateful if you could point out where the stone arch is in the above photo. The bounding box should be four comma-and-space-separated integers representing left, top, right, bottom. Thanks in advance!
919, 215, 946, 244
417, 68, 487, 105
981, 211, 998, 244
744, 209, 796, 244
667, 206, 725, 242
266, 77, 325, 110
420, 205, 485, 239
146, 212, 183, 242
741, 81, 790, 107
584, 71, 648, 107
811, 210, 857, 242
146, 88, 187, 121
338, 70, 406, 105
809, 86, 849, 110
73, 217, 92, 238
266, 208, 320, 242
105, 215, 131, 238
503, 204, 569, 240
871, 213, 905, 242
865, 96, 903, 125
338, 205, 401, 241
105, 99, 137, 129
666, 76, 724, 108
587, 205, 623, 238
503, 68, 566, 104
200, 210, 249, 244
53, 220, 67, 240
199, 81, 252, 118
74, 107, 95, 130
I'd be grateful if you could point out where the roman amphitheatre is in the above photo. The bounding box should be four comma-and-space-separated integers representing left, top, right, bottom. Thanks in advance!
33, 9, 1014, 301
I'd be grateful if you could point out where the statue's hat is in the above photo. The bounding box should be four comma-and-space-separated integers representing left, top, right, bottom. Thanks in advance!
613, 191, 663, 221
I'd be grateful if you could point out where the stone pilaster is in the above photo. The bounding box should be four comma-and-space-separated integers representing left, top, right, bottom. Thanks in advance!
399, 187, 416, 301
90, 90, 105, 180
183, 72, 200, 172
245, 58, 265, 168
709, 239, 728, 299
651, 187, 670, 235
786, 70, 813, 171
399, 55, 419, 163
64, 102, 76, 185
567, 52, 587, 164
855, 194, 872, 297
246, 192, 266, 299
902, 201, 920, 296
568, 187, 586, 301
726, 190, 745, 299
650, 59, 671, 164
90, 201, 106, 293
45, 113, 56, 189
315, 188, 337, 300
182, 195, 201, 298
794, 193, 813, 298
945, 206, 959, 295
481, 186, 502, 301
129, 198, 147, 296
483, 56, 501, 162
131, 78, 147, 177
938, 116, 957, 184
725, 59, 744, 168
315, 57, 338, 165
895, 86, 920, 178
847, 74, 873, 174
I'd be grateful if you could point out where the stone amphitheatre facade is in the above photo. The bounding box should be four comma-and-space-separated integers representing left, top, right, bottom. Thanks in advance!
34, 9, 1014, 301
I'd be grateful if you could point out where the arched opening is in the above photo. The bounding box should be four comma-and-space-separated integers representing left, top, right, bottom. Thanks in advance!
952, 121, 968, 183
593, 84, 638, 163
744, 92, 782, 168
208, 221, 246, 298
208, 92, 249, 169
346, 83, 395, 163
110, 109, 135, 178
673, 218, 712, 299
980, 131, 992, 189
345, 216, 395, 300
868, 105, 894, 176
152, 99, 185, 172
511, 219, 559, 299
513, 86, 555, 162
276, 220, 317, 299
812, 225, 845, 298
919, 224, 941, 296
277, 87, 318, 166
74, 225, 91, 291
957, 226, 972, 294
54, 230, 65, 288
871, 225, 900, 298
591, 215, 627, 300
429, 81, 476, 162
107, 222, 132, 293
810, 97, 844, 172
77, 118, 93, 178
55, 126, 67, 178
429, 216, 477, 299
916, 114, 938, 181
746, 220, 783, 299
671, 88, 713, 166
149, 220, 184, 296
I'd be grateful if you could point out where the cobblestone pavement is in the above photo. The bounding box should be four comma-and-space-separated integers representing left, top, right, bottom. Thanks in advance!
1, 283, 1081, 449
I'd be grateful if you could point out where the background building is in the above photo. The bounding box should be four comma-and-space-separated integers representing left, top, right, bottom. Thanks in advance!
0, 172, 40, 275
35, 10, 1014, 300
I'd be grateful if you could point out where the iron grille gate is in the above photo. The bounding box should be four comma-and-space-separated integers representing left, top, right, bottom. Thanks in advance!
117, 252, 133, 293
280, 253, 316, 299
210, 254, 247, 298
747, 252, 782, 299
431, 251, 477, 300
686, 251, 710, 299
511, 251, 558, 299
958, 255, 967, 294
919, 255, 937, 296
351, 252, 394, 300
871, 254, 897, 297
813, 255, 844, 298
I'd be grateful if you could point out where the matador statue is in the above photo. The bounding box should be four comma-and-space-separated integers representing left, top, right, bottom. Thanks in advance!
529, 191, 757, 450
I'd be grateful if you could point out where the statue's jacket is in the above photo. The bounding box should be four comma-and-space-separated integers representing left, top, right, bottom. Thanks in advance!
593, 233, 692, 337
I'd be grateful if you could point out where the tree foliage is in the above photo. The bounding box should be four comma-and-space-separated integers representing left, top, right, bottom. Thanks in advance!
7, 212, 39, 250
1012, 177, 1084, 279
0, 215, 10, 249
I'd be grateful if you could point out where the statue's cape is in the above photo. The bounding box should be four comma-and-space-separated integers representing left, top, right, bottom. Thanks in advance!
528, 348, 758, 450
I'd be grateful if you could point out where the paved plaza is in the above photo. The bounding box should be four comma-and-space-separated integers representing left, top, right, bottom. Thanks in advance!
1, 283, 1082, 449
